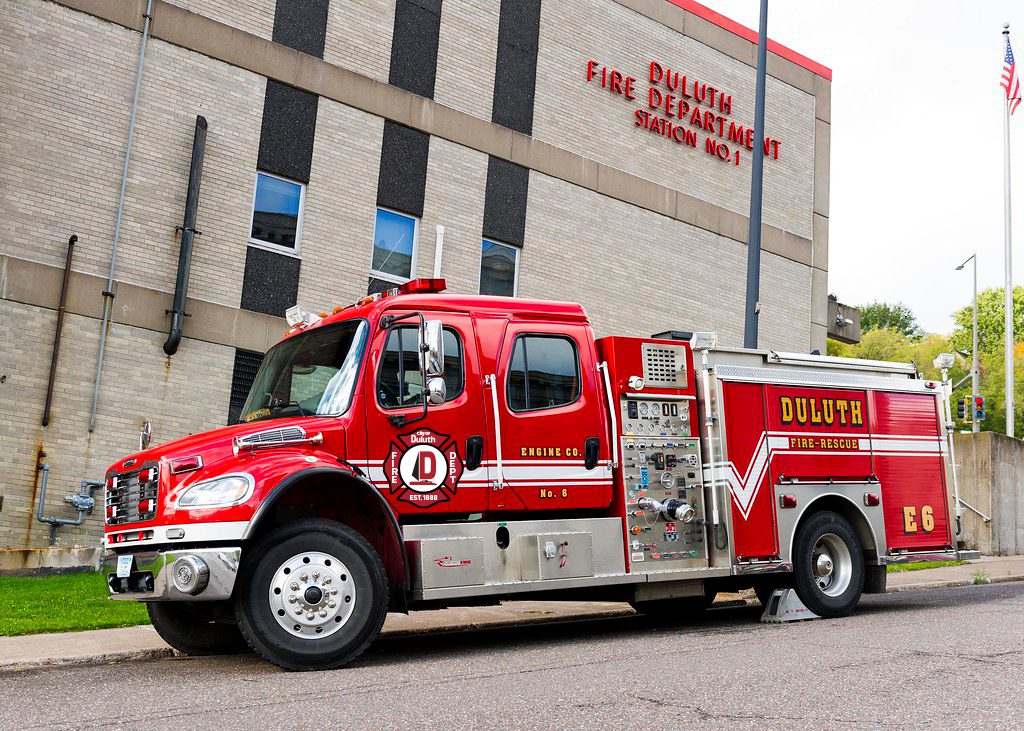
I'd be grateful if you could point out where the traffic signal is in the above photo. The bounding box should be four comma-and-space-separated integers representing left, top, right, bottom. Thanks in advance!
957, 397, 970, 422
974, 395, 985, 422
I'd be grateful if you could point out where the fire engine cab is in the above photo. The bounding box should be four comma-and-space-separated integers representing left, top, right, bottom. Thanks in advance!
102, 279, 971, 670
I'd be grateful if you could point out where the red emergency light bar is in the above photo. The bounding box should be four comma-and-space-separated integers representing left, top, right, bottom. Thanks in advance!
398, 278, 447, 295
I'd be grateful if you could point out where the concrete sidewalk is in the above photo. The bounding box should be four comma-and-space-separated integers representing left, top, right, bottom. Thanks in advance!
3, 555, 1023, 672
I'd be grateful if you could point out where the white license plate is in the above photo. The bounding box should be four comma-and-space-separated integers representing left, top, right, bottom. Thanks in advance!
116, 555, 134, 578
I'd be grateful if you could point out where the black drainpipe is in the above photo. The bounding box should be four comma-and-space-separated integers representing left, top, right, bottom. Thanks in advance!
42, 234, 77, 426
164, 115, 207, 355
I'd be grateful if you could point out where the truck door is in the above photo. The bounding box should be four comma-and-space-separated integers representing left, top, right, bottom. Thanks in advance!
489, 322, 613, 511
363, 312, 490, 516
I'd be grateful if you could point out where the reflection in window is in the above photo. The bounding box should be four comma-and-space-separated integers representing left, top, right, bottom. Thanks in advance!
480, 240, 519, 296
372, 208, 417, 282
250, 172, 304, 250
507, 335, 580, 412
378, 326, 464, 409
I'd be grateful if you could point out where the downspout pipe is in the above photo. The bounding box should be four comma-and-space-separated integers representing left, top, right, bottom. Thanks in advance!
164, 115, 207, 356
88, 0, 153, 432
42, 235, 77, 426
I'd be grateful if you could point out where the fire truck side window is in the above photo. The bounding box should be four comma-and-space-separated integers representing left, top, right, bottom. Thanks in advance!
507, 335, 580, 412
378, 325, 464, 408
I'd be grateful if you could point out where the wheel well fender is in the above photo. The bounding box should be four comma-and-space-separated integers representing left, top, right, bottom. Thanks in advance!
789, 494, 881, 564
242, 467, 409, 599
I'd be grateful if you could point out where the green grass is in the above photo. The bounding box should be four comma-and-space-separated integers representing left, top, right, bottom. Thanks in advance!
886, 560, 967, 574
0, 572, 150, 637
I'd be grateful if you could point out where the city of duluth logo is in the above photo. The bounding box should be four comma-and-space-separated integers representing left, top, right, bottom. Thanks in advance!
384, 428, 464, 508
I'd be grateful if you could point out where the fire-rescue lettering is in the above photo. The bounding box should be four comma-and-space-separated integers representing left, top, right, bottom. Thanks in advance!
779, 396, 864, 427
787, 437, 859, 450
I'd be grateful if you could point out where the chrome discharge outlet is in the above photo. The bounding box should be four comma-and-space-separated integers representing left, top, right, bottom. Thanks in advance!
637, 496, 697, 523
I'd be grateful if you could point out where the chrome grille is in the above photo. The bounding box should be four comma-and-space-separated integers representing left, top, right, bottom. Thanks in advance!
105, 466, 159, 525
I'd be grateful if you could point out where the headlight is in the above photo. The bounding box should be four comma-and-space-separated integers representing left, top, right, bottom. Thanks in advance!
177, 474, 254, 509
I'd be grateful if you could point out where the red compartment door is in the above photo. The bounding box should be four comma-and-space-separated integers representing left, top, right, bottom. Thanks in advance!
869, 391, 951, 551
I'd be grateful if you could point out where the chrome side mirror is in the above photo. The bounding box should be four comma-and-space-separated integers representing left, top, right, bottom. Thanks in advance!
426, 376, 447, 405
139, 421, 153, 451
421, 319, 444, 378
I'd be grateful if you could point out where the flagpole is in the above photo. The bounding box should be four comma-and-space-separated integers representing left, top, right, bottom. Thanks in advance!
1004, 23, 1015, 438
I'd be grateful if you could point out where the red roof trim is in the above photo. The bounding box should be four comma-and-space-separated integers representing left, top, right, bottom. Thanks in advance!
664, 0, 832, 81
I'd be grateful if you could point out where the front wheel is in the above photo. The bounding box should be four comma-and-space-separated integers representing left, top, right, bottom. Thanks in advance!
792, 511, 864, 617
147, 601, 248, 656
234, 518, 388, 671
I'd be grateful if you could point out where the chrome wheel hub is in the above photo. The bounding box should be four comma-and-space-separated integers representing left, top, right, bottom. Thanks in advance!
812, 533, 852, 597
269, 551, 355, 639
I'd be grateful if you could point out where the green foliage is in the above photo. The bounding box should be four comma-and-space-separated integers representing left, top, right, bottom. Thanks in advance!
950, 286, 1024, 355
886, 560, 966, 573
0, 572, 149, 636
830, 329, 966, 384
859, 301, 919, 337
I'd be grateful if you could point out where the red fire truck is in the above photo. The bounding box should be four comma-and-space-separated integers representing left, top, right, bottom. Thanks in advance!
102, 279, 971, 670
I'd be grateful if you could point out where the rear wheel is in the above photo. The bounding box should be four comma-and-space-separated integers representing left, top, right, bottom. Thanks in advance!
630, 590, 717, 622
792, 511, 864, 617
234, 518, 388, 671
147, 601, 248, 656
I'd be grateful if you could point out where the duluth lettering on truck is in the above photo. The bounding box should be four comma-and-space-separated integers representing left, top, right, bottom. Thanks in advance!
101, 279, 973, 671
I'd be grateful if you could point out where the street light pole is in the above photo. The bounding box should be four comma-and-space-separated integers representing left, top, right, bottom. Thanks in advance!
957, 254, 980, 432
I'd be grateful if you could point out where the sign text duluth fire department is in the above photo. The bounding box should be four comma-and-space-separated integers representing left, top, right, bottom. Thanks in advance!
584, 59, 783, 166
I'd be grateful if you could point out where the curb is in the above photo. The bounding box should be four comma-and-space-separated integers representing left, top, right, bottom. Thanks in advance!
0, 647, 175, 673
886, 572, 1024, 593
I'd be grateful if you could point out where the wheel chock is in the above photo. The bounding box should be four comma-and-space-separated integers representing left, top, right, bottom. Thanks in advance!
759, 588, 820, 623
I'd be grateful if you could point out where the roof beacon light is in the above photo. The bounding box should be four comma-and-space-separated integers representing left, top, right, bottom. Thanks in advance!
690, 331, 718, 350
399, 278, 447, 295
285, 305, 320, 328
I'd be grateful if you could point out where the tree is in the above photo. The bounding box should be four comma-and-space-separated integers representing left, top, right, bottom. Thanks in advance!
858, 301, 919, 338
949, 285, 1024, 356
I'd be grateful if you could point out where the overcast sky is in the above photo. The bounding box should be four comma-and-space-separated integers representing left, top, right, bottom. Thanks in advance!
698, 1, 1024, 335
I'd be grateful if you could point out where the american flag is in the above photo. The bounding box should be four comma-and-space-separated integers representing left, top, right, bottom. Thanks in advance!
1003, 33, 1021, 115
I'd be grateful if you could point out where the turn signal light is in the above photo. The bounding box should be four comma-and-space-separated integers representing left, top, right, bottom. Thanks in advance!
169, 456, 203, 475
779, 494, 798, 509
864, 493, 880, 507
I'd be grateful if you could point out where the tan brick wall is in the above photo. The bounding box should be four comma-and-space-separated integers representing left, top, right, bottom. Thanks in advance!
533, 0, 815, 240
323, 0, 395, 83
0, 302, 233, 551
298, 99, 384, 311
521, 172, 811, 352
0, 0, 264, 310
434, 0, 500, 121
165, 0, 275, 40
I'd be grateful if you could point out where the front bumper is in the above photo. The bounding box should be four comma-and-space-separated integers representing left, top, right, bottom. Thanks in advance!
103, 547, 241, 601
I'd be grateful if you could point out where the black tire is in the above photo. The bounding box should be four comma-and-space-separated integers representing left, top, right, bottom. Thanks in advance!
147, 601, 248, 656
753, 576, 794, 607
234, 518, 388, 671
792, 511, 864, 618
630, 590, 717, 622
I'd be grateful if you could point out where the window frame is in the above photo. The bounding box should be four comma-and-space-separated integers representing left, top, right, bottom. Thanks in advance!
478, 238, 520, 297
370, 206, 419, 284
247, 170, 306, 259
505, 333, 582, 414
375, 323, 466, 411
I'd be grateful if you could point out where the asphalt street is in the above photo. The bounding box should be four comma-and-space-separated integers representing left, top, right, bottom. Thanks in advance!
3, 583, 1022, 730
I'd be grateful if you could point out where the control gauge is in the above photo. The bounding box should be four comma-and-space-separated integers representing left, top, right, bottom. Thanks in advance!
659, 471, 674, 488
651, 403, 661, 417
639, 402, 649, 416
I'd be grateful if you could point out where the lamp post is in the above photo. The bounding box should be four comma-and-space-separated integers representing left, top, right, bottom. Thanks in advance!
956, 254, 979, 432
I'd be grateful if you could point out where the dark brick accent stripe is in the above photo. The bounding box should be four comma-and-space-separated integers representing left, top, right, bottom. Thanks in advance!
388, 0, 443, 98
376, 120, 430, 218
491, 0, 542, 135
257, 80, 319, 184
272, 0, 330, 58
483, 156, 529, 248
240, 245, 301, 317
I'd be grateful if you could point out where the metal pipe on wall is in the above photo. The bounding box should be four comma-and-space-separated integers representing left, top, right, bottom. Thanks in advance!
42, 235, 77, 426
88, 0, 153, 432
164, 115, 208, 356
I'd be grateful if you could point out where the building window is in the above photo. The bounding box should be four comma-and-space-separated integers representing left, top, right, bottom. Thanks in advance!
507, 335, 580, 413
479, 239, 519, 297
377, 325, 464, 409
249, 171, 304, 254
371, 207, 418, 283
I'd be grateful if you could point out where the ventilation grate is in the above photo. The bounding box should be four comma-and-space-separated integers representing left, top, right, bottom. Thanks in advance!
642, 343, 686, 388
228, 349, 265, 424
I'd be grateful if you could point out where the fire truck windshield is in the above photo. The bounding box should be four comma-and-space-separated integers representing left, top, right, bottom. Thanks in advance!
239, 320, 369, 423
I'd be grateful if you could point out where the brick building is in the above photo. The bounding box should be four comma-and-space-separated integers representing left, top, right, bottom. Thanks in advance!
0, 0, 830, 568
